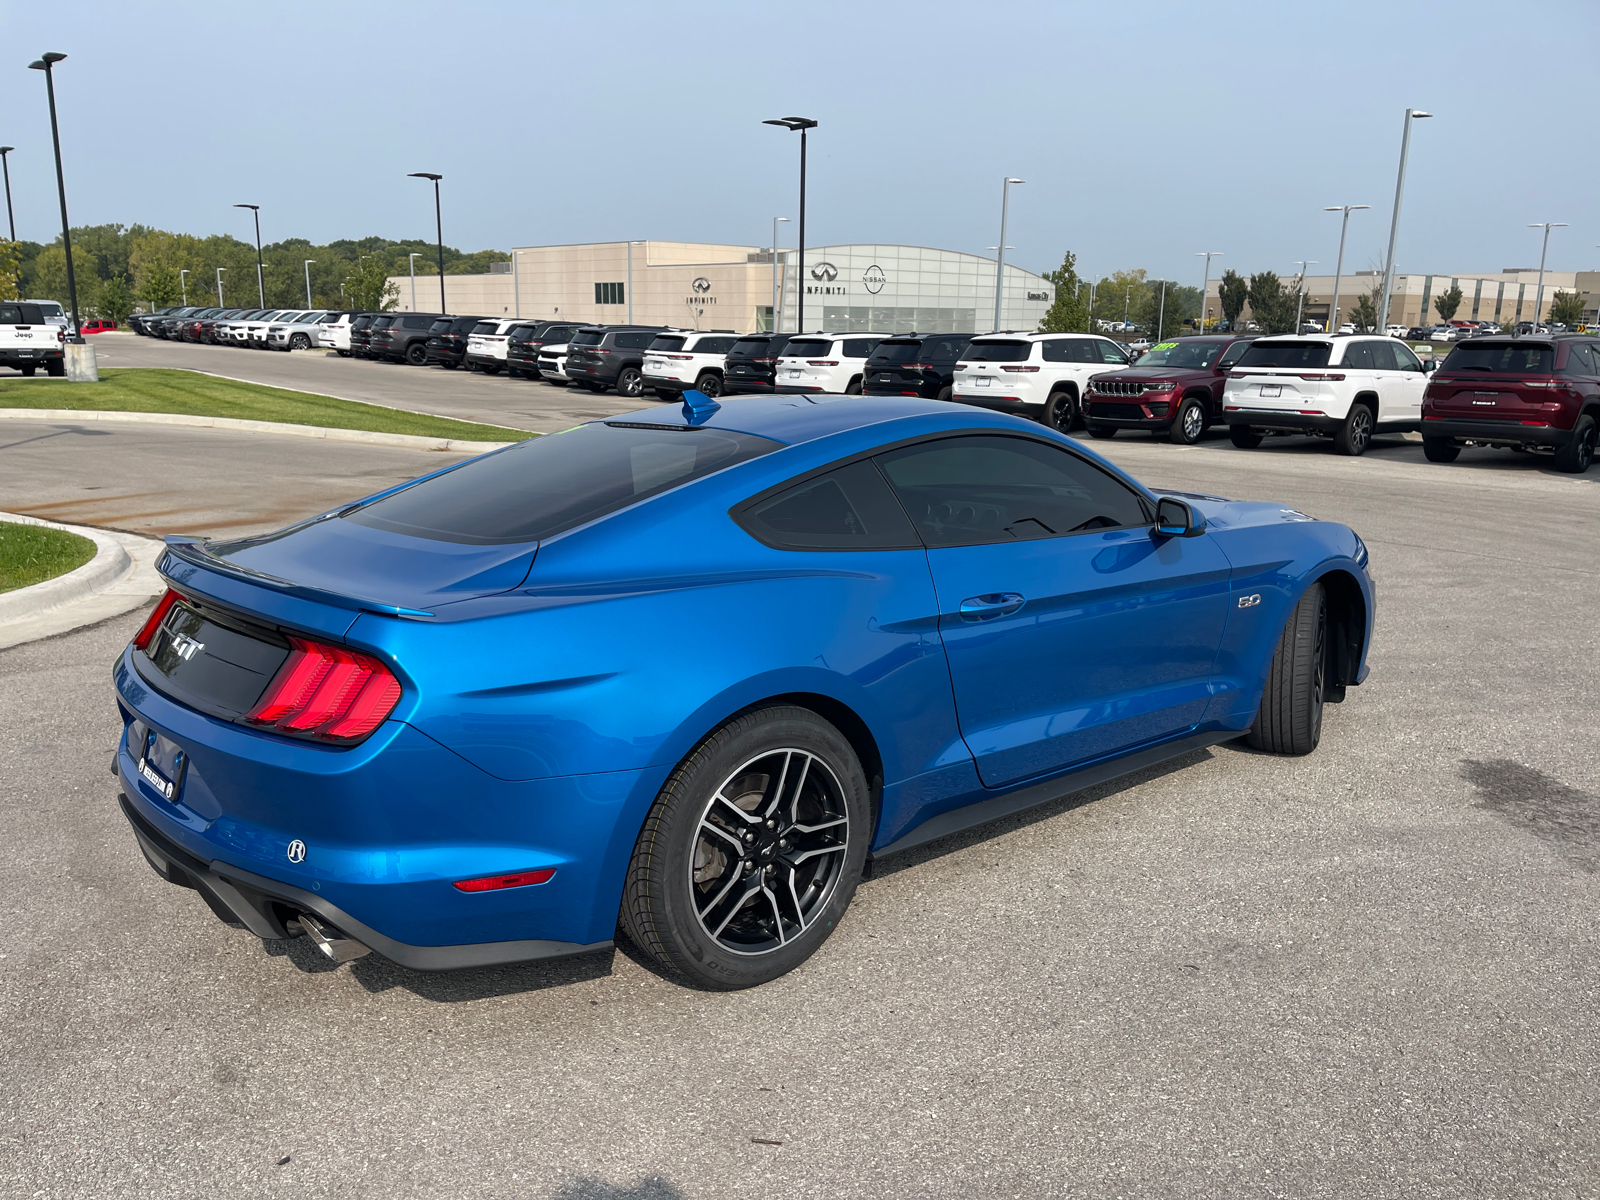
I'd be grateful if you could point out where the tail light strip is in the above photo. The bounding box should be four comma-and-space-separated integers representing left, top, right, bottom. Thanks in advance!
247, 636, 401, 743
133, 588, 184, 651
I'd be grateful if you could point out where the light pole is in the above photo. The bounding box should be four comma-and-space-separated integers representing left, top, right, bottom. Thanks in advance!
216, 267, 226, 308
1324, 205, 1369, 333
1293, 260, 1317, 330
408, 173, 447, 315
304, 259, 316, 308
1156, 280, 1167, 340
407, 252, 420, 310
179, 268, 189, 306
1528, 222, 1567, 330
0, 147, 15, 242
1377, 109, 1432, 333
28, 52, 82, 342
1123, 285, 1131, 332
234, 203, 265, 307
1195, 251, 1222, 332
1088, 280, 1096, 332
763, 117, 817, 335
991, 177, 1024, 333
771, 216, 789, 332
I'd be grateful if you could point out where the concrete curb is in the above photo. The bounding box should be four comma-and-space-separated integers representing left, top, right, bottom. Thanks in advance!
0, 512, 166, 650
0, 408, 517, 454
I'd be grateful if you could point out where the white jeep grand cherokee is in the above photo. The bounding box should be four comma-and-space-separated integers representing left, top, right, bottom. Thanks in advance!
951, 333, 1132, 431
643, 331, 741, 399
1222, 334, 1431, 456
774, 333, 890, 395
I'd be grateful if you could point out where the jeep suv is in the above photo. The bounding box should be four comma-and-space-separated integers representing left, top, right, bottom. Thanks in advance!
509, 321, 578, 380
565, 326, 672, 396
643, 330, 742, 398
0, 301, 65, 376
318, 312, 368, 356
1222, 334, 1430, 456
1083, 335, 1258, 444
951, 333, 1133, 431
370, 312, 443, 364
862, 333, 974, 400
418, 314, 483, 369
1419, 335, 1599, 473
774, 333, 889, 394
464, 318, 523, 373
352, 314, 394, 359
722, 333, 799, 394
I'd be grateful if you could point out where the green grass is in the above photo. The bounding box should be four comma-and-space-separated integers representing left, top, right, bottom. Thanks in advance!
0, 368, 533, 443
0, 522, 98, 593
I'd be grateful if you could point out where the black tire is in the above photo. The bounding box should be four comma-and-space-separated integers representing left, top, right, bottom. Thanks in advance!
845, 376, 862, 395
1333, 403, 1375, 456
439, 359, 457, 369
406, 342, 428, 366
336, 350, 350, 358
1230, 424, 1263, 449
1553, 414, 1596, 474
289, 333, 311, 351
656, 389, 679, 402
1170, 397, 1207, 445
617, 366, 644, 398
693, 371, 723, 398
479, 362, 501, 375
1422, 438, 1460, 463
1086, 423, 1117, 439
1247, 582, 1326, 756
46, 359, 66, 378
620, 705, 871, 990
1040, 388, 1077, 433
936, 386, 952, 402
21, 365, 36, 377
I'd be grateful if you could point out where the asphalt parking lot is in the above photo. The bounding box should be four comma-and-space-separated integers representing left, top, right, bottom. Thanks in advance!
2, 399, 1598, 1197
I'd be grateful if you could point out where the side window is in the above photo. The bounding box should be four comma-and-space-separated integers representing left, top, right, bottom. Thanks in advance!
841, 339, 877, 358
614, 332, 653, 350
1560, 344, 1594, 375
735, 460, 918, 552
1096, 340, 1127, 364
696, 337, 734, 355
1217, 341, 1250, 370
1041, 339, 1071, 363
1391, 342, 1423, 372
875, 435, 1149, 548
1341, 341, 1375, 370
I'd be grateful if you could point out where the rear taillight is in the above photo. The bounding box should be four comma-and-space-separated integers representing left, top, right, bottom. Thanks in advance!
1522, 379, 1561, 388
247, 637, 401, 743
1298, 373, 1346, 381
806, 360, 840, 367
1000, 365, 1040, 373
662, 353, 693, 360
133, 588, 184, 651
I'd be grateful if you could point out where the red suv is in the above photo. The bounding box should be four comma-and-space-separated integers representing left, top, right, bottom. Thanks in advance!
1421, 335, 1599, 474
1083, 335, 1258, 444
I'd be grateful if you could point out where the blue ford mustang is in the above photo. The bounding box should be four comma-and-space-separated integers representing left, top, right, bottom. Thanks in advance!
113, 392, 1373, 988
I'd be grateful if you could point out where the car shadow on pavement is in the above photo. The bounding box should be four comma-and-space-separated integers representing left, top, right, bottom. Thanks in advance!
550, 1177, 688, 1200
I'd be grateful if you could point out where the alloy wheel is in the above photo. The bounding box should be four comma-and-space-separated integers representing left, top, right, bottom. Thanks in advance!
690, 749, 850, 956
618, 367, 643, 397
1181, 402, 1204, 442
695, 372, 723, 398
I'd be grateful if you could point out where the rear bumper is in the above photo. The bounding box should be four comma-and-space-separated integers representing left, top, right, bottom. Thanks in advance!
949, 394, 1041, 416
775, 384, 827, 394
723, 375, 775, 394
0, 349, 63, 365
1420, 417, 1573, 448
464, 353, 506, 369
864, 384, 937, 398
1224, 408, 1343, 434
646, 376, 691, 394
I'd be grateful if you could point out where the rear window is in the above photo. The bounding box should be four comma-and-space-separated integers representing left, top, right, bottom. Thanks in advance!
539, 325, 578, 344
571, 329, 607, 347
963, 340, 1033, 363
649, 335, 687, 352
785, 338, 835, 356
869, 339, 925, 364
693, 336, 738, 354
428, 319, 453, 334
1440, 342, 1556, 374
347, 423, 781, 545
470, 321, 499, 336
370, 316, 394, 329
1134, 340, 1225, 369
1235, 341, 1332, 369
729, 336, 777, 359
506, 324, 541, 340
351, 316, 375, 329
0, 304, 44, 324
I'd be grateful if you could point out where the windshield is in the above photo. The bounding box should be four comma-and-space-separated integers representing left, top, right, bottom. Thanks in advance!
347, 423, 781, 545
648, 336, 687, 352
1134, 340, 1224, 369
962, 340, 1032, 363
1234, 341, 1332, 369
1440, 342, 1555, 374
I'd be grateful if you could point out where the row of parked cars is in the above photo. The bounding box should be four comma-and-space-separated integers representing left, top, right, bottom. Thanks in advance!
129, 304, 1598, 474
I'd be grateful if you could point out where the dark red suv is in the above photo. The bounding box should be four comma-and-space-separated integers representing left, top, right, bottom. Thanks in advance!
1082, 335, 1258, 444
1421, 336, 1599, 474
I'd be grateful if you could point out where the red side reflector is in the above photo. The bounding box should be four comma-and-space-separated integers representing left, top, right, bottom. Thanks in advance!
1520, 420, 1551, 426
453, 869, 556, 893
247, 636, 401, 743
133, 588, 184, 651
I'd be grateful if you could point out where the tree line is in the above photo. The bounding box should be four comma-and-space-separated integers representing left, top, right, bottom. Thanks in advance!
1036, 252, 1203, 338
0, 225, 511, 322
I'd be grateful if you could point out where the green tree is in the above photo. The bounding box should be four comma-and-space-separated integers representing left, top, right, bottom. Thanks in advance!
97, 276, 136, 324
1218, 270, 1249, 330
346, 254, 399, 312
1349, 291, 1379, 333
1246, 271, 1300, 335
30, 244, 99, 314
1037, 249, 1088, 333
0, 240, 20, 301
140, 263, 183, 309
1134, 281, 1199, 340
1433, 283, 1464, 322
1547, 290, 1584, 326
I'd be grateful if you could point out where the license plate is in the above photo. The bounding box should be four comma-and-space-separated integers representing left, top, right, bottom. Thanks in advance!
644, 359, 663, 371
127, 721, 187, 803
1260, 384, 1282, 398
787, 370, 804, 379
971, 376, 992, 388
876, 374, 892, 381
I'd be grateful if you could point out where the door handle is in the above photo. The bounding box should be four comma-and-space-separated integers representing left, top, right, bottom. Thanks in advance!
958, 592, 1026, 620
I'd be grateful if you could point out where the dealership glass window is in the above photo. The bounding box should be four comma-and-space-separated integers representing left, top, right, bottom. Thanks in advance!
594, 282, 625, 305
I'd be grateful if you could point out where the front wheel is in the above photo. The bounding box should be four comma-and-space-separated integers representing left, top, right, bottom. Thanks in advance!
1086, 423, 1117, 439
1553, 414, 1596, 474
289, 333, 311, 351
1229, 424, 1263, 449
1422, 438, 1460, 463
617, 366, 644, 398
1170, 398, 1207, 445
620, 706, 871, 990
1040, 389, 1077, 433
1247, 582, 1326, 756
1333, 404, 1374, 456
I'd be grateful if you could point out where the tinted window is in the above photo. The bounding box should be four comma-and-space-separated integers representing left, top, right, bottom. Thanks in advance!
1439, 342, 1555, 373
348, 424, 781, 546
506, 324, 542, 341
649, 335, 688, 352
538, 325, 578, 344
785, 338, 835, 356
729, 336, 783, 360
868, 339, 925, 364
571, 329, 606, 346
964, 340, 1033, 363
470, 321, 499, 336
1235, 341, 1333, 369
1135, 340, 1225, 369
428, 319, 453, 334
1216, 340, 1251, 369
613, 332, 655, 350
402, 315, 431, 329
0, 304, 44, 324
693, 336, 737, 354
921, 336, 971, 361
841, 339, 880, 358
875, 435, 1149, 548
1391, 342, 1424, 372
736, 460, 918, 551
1095, 340, 1128, 364
370, 317, 395, 329
452, 317, 482, 333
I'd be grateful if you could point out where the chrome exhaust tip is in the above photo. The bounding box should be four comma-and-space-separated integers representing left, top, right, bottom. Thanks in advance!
295, 913, 372, 963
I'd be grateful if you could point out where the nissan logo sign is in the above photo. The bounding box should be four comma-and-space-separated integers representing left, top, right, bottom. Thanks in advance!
692, 277, 711, 293
863, 265, 887, 295
810, 262, 838, 282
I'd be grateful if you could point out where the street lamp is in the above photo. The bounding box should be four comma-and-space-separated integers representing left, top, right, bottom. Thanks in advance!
407, 252, 420, 311
408, 173, 447, 315
1528, 222, 1568, 330
28, 52, 82, 342
1195, 252, 1222, 332
304, 259, 316, 308
1377, 109, 1432, 333
1293, 260, 1318, 330
234, 203, 265, 307
1324, 206, 1369, 333
771, 216, 789, 332
762, 118, 817, 334
992, 177, 1024, 333
216, 266, 226, 308
179, 268, 189, 306
0, 147, 15, 242
1123, 285, 1131, 332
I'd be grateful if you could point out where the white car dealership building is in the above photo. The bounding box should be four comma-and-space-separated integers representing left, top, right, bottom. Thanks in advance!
388, 241, 1055, 335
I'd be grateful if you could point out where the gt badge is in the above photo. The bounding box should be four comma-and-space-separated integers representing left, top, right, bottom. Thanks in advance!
286, 839, 307, 864
1237, 594, 1262, 608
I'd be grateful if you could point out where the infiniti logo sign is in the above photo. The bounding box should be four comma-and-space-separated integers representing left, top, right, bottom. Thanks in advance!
810, 262, 838, 282
691, 277, 711, 293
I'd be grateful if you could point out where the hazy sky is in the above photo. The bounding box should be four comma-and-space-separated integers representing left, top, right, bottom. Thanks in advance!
3, 1, 1596, 285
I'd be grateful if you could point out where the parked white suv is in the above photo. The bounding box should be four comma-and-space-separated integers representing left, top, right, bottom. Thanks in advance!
238, 310, 291, 347
465, 318, 521, 373
267, 311, 332, 351
317, 312, 365, 355
1221, 334, 1431, 456
951, 332, 1133, 431
537, 332, 578, 384
642, 330, 742, 399
774, 333, 890, 395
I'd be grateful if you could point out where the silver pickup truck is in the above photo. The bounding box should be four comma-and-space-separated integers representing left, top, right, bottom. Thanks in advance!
0, 301, 66, 377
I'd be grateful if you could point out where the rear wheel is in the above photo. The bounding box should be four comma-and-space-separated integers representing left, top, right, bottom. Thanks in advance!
620, 706, 871, 990
845, 376, 862, 395
936, 386, 952, 402
1247, 582, 1326, 756
617, 366, 644, 398
1170, 397, 1207, 445
479, 362, 500, 375
1040, 389, 1077, 433
1553, 414, 1596, 474
405, 343, 428, 366
1422, 438, 1460, 463
693, 371, 724, 398
46, 359, 65, 378
1229, 424, 1263, 449
1086, 423, 1116, 439
1333, 403, 1374, 456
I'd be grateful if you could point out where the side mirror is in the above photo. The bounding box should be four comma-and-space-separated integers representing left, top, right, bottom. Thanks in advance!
1423, 359, 1437, 374
1154, 497, 1206, 539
